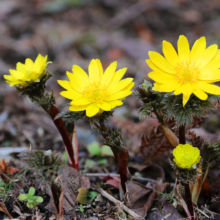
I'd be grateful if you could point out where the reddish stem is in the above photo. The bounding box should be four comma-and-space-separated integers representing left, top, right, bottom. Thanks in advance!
179, 125, 195, 220
46, 104, 78, 170
118, 148, 129, 193
96, 120, 128, 193
179, 125, 186, 145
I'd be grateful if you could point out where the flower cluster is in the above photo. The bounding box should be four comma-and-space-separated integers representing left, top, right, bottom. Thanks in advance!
58, 59, 134, 117
173, 144, 201, 169
146, 35, 220, 106
4, 54, 51, 89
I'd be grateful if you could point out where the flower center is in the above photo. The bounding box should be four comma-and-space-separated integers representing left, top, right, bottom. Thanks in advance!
82, 82, 109, 103
182, 154, 192, 163
175, 62, 200, 84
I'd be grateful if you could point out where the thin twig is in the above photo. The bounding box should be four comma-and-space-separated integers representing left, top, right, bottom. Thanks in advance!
0, 171, 23, 190
194, 207, 210, 219
94, 186, 144, 220
84, 173, 175, 187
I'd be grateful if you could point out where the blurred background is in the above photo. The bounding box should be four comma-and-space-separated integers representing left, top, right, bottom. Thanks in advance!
1, 0, 220, 169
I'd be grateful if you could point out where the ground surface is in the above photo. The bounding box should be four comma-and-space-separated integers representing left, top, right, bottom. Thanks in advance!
1, 0, 220, 219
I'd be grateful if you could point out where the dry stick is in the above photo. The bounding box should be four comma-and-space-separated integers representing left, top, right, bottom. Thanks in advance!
179, 125, 195, 220
45, 104, 78, 170
84, 173, 175, 187
94, 186, 144, 220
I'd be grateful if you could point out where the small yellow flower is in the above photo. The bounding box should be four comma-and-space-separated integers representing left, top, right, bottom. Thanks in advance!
58, 59, 134, 117
146, 35, 220, 106
4, 54, 51, 88
173, 144, 201, 169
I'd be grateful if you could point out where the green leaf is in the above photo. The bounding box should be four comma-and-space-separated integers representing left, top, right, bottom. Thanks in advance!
63, 151, 69, 163
100, 145, 114, 157
35, 196, 43, 203
19, 194, 28, 201
28, 199, 34, 203
87, 142, 101, 156
98, 159, 107, 165
85, 159, 96, 169
87, 191, 98, 202
28, 187, 35, 196
27, 201, 36, 208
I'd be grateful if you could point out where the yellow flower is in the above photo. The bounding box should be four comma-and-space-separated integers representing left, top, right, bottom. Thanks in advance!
4, 54, 51, 88
58, 59, 134, 117
173, 144, 201, 169
146, 35, 220, 106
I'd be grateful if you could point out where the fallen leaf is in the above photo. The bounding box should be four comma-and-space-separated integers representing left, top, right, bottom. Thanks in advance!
0, 159, 21, 182
126, 179, 170, 218
0, 201, 13, 219
102, 175, 120, 189
129, 163, 165, 180
147, 203, 183, 220
77, 188, 88, 204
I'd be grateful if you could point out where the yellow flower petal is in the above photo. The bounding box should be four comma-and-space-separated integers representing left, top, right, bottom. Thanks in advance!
200, 69, 220, 81
148, 51, 174, 74
153, 81, 181, 92
182, 84, 193, 106
58, 80, 73, 91
177, 35, 190, 62
66, 71, 85, 92
195, 44, 218, 69
97, 102, 111, 111
192, 86, 208, 100
196, 82, 220, 95
95, 59, 103, 80
200, 50, 220, 73
121, 82, 135, 91
69, 104, 89, 111
148, 71, 177, 83
107, 90, 132, 100
108, 68, 127, 88
71, 99, 91, 105
108, 78, 133, 95
60, 91, 83, 100
72, 65, 89, 84
88, 59, 100, 83
86, 103, 99, 117
106, 100, 123, 108
146, 60, 163, 73
9, 69, 21, 79
34, 54, 44, 72
16, 62, 26, 72
191, 36, 206, 62
162, 40, 180, 66
25, 58, 34, 71
101, 61, 117, 86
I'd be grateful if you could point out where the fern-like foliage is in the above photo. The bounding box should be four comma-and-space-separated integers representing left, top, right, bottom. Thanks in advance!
134, 80, 165, 119
202, 140, 220, 170
55, 110, 86, 125
163, 94, 217, 126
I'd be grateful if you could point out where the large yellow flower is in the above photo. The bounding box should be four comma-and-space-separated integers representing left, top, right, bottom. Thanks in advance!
146, 35, 220, 106
58, 59, 134, 117
4, 54, 51, 88
173, 144, 201, 169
